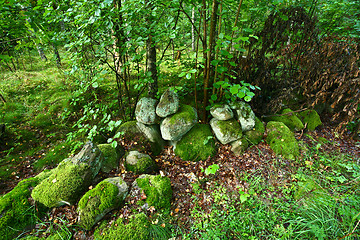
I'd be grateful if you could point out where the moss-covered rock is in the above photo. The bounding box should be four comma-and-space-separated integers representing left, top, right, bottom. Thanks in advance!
32, 160, 94, 207
230, 101, 256, 132
135, 97, 159, 125
297, 109, 322, 131
267, 108, 304, 131
125, 151, 158, 174
156, 88, 180, 118
94, 213, 150, 240
77, 177, 128, 230
210, 104, 234, 121
117, 121, 163, 155
98, 144, 125, 173
210, 118, 242, 144
0, 170, 52, 240
266, 121, 300, 159
160, 104, 198, 141
174, 124, 217, 162
230, 137, 249, 156
244, 117, 265, 145
131, 174, 172, 210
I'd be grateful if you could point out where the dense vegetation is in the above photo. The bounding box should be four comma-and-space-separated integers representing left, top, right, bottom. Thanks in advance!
0, 0, 359, 239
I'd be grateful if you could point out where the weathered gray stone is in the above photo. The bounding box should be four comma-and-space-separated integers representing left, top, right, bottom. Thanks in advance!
210, 104, 234, 121
31, 142, 104, 207
136, 122, 165, 149
231, 138, 249, 156
156, 88, 180, 118
160, 105, 198, 141
135, 97, 158, 125
210, 118, 242, 144
125, 151, 158, 174
230, 101, 256, 132
77, 177, 128, 230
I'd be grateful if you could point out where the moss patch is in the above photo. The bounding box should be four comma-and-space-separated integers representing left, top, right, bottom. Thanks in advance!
174, 124, 216, 161
168, 104, 197, 126
98, 143, 124, 173
77, 179, 126, 230
294, 177, 331, 203
125, 151, 158, 174
266, 121, 300, 159
244, 117, 265, 145
0, 170, 52, 240
136, 175, 172, 210
94, 213, 150, 240
297, 110, 322, 131
267, 108, 304, 131
31, 161, 93, 207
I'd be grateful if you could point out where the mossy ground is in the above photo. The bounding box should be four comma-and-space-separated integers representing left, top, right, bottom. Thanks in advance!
266, 121, 300, 159
244, 117, 265, 145
174, 124, 216, 161
94, 213, 150, 240
267, 108, 304, 131
0, 170, 52, 240
136, 175, 172, 210
77, 180, 123, 230
31, 161, 92, 207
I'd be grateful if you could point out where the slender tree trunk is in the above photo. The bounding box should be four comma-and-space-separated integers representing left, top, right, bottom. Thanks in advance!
192, 7, 195, 51
37, 44, 47, 61
52, 43, 61, 67
146, 0, 158, 98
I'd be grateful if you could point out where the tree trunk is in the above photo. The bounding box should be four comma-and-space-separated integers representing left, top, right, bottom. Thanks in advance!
146, 0, 158, 98
52, 43, 61, 67
192, 7, 195, 51
37, 44, 47, 61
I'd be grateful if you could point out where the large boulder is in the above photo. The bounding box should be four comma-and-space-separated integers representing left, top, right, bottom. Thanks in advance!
98, 143, 125, 173
31, 142, 103, 208
267, 108, 304, 131
266, 121, 300, 159
244, 117, 265, 145
210, 104, 234, 121
94, 213, 150, 240
77, 177, 128, 230
210, 118, 242, 144
135, 97, 158, 125
117, 121, 164, 155
174, 124, 217, 162
0, 170, 52, 240
156, 88, 180, 118
230, 101, 256, 132
125, 151, 158, 174
160, 105, 198, 141
130, 174, 172, 210
297, 109, 322, 131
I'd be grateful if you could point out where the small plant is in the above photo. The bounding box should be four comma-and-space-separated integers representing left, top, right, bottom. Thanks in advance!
202, 164, 220, 176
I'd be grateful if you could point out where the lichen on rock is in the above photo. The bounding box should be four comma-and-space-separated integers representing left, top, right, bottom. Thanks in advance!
160, 104, 198, 141
230, 101, 256, 132
231, 137, 249, 156
174, 124, 217, 162
135, 97, 158, 125
210, 118, 242, 144
210, 104, 234, 121
125, 151, 158, 174
131, 174, 172, 210
266, 121, 300, 159
244, 117, 265, 145
156, 88, 180, 118
77, 177, 128, 230
98, 143, 124, 173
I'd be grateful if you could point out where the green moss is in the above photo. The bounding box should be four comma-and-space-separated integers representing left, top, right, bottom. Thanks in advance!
266, 121, 300, 159
98, 143, 124, 173
31, 161, 92, 207
0, 170, 52, 240
125, 152, 158, 174
136, 175, 172, 209
78, 180, 123, 230
94, 213, 150, 240
174, 124, 216, 162
297, 110, 322, 131
294, 177, 330, 202
244, 117, 265, 145
267, 108, 304, 131
168, 104, 197, 126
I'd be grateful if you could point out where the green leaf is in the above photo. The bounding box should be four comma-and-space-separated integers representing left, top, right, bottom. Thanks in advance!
219, 33, 224, 39
189, 69, 197, 73
186, 73, 191, 79
237, 91, 245, 99
179, 72, 186, 77
211, 94, 218, 101
111, 141, 118, 149
92, 82, 99, 88
230, 85, 239, 95
244, 96, 251, 102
